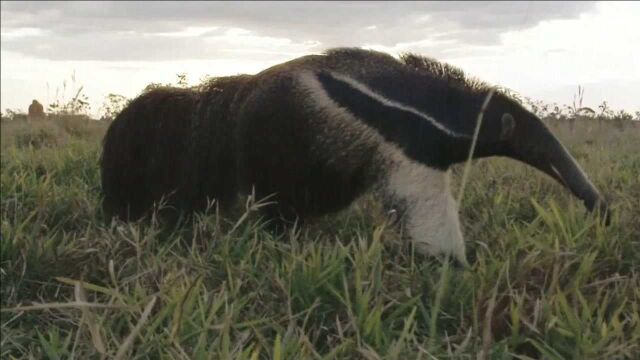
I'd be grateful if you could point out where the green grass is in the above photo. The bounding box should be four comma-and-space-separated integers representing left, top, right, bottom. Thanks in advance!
1, 119, 639, 359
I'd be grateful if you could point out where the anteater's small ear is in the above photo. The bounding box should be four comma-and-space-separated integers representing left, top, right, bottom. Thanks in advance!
500, 113, 515, 140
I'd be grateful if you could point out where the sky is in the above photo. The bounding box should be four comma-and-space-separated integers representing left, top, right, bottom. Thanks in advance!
1, 1, 639, 118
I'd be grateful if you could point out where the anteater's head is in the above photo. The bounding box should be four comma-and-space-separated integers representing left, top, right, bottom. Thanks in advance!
394, 51, 611, 224
473, 93, 610, 225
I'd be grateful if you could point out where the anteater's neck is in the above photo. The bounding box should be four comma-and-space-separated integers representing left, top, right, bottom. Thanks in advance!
315, 69, 506, 170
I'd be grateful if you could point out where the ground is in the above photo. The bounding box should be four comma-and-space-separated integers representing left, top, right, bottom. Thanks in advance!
1, 117, 639, 359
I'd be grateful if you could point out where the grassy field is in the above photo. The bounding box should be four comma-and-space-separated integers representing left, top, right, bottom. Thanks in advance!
1, 117, 639, 359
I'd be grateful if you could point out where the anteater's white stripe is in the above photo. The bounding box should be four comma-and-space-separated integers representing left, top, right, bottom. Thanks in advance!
327, 72, 469, 139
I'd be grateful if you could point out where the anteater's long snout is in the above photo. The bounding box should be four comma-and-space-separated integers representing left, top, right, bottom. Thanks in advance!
505, 114, 611, 225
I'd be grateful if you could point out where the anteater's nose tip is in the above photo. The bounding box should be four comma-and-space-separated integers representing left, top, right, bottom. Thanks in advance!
599, 203, 612, 227
587, 198, 611, 227
591, 199, 611, 226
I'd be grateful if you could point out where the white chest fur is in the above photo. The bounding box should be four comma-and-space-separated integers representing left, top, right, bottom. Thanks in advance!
383, 152, 468, 266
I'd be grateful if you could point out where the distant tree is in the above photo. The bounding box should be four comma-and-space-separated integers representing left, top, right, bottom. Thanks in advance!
567, 86, 596, 134
51, 86, 90, 115
176, 73, 189, 88
3, 108, 27, 121
142, 73, 190, 93
142, 82, 166, 93
613, 109, 633, 131
99, 93, 129, 122
598, 101, 615, 118
48, 72, 91, 116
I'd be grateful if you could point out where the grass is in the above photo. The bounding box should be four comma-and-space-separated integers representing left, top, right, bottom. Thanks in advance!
1, 118, 639, 359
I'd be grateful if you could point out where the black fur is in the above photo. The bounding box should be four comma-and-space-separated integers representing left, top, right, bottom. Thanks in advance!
232, 73, 378, 225
180, 75, 252, 213
101, 86, 197, 221
315, 71, 475, 169
100, 76, 250, 222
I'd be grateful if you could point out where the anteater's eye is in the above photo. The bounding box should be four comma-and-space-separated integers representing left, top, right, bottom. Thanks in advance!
500, 113, 515, 140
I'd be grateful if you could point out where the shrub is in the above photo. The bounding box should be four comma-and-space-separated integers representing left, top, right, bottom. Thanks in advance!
14, 122, 69, 149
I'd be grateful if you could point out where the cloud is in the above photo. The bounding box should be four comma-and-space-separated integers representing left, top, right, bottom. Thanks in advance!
4, 1, 637, 114
0, 1, 597, 61
144, 26, 220, 38
0, 27, 50, 39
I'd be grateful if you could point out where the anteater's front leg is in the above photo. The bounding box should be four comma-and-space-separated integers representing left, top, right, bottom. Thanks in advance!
382, 155, 468, 266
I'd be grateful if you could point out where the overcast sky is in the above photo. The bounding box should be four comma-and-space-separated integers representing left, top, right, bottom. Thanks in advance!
1, 1, 639, 117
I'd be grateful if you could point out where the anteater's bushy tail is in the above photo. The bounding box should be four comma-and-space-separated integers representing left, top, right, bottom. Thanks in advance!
100, 75, 252, 223
180, 75, 253, 214
100, 87, 198, 222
